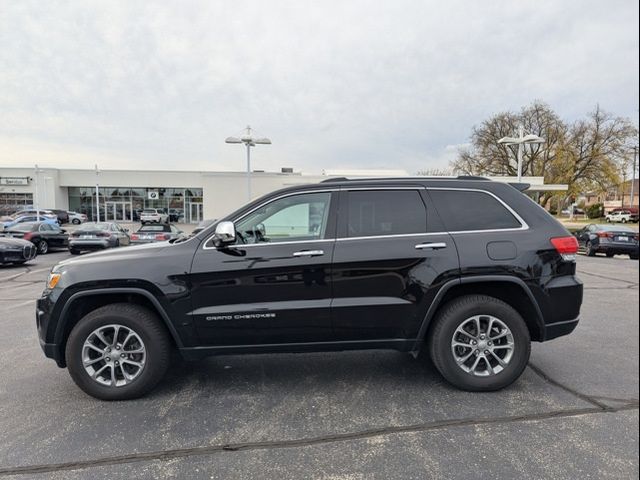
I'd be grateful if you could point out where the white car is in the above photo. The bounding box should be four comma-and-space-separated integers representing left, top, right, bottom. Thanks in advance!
140, 208, 169, 224
67, 211, 88, 225
606, 210, 636, 223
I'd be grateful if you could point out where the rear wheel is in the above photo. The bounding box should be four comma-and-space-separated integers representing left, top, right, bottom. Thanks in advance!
72, 218, 81, 225
631, 254, 639, 260
428, 295, 530, 391
585, 241, 596, 257
69, 248, 80, 255
36, 239, 49, 254
66, 303, 172, 400
606, 252, 615, 258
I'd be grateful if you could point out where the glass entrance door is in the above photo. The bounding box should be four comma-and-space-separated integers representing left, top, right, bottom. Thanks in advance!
187, 202, 203, 223
105, 201, 132, 222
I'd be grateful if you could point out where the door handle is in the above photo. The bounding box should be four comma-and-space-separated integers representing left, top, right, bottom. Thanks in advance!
292, 250, 324, 257
415, 242, 447, 250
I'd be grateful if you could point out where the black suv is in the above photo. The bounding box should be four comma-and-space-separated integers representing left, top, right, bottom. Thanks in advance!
37, 177, 583, 400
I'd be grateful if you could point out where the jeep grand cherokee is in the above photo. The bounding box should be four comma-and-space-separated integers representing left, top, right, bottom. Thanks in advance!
37, 177, 583, 400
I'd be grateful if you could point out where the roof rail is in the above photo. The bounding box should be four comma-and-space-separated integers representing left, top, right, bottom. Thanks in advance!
320, 175, 491, 183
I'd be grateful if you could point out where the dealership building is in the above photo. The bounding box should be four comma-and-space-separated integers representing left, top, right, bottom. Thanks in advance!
0, 166, 566, 223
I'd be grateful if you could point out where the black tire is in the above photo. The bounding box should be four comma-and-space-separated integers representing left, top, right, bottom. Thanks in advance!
622, 218, 627, 224
631, 254, 639, 260
428, 295, 531, 392
606, 252, 615, 258
69, 248, 80, 255
65, 303, 172, 400
585, 241, 596, 257
72, 218, 81, 225
36, 239, 49, 254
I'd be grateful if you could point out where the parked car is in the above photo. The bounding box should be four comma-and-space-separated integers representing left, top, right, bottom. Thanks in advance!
130, 224, 184, 244
0, 236, 38, 265
191, 219, 216, 236
37, 177, 584, 400
140, 208, 169, 224
605, 210, 638, 223
575, 224, 639, 259
68, 222, 131, 254
11, 209, 61, 223
168, 209, 184, 222
4, 222, 69, 254
2, 214, 59, 231
48, 209, 70, 224
67, 211, 88, 225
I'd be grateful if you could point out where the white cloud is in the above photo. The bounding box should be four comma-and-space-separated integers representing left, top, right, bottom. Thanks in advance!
0, 0, 637, 174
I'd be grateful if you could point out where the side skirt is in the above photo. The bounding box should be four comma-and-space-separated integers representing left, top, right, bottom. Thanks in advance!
179, 339, 417, 360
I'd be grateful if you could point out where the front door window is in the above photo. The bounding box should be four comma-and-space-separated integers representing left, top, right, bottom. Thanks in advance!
235, 192, 331, 244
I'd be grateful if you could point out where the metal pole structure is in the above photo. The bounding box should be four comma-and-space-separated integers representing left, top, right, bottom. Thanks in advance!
631, 146, 638, 208
246, 140, 252, 201
517, 126, 524, 183
95, 164, 100, 222
34, 164, 40, 221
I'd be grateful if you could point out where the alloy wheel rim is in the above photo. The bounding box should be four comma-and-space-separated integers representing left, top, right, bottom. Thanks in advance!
39, 241, 48, 253
451, 315, 515, 377
82, 324, 146, 387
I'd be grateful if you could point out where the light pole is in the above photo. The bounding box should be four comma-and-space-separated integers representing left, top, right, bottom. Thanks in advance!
631, 146, 638, 209
34, 164, 44, 221
498, 126, 546, 183
95, 164, 101, 222
225, 126, 271, 201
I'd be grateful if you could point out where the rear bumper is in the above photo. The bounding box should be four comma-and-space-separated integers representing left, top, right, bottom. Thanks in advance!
69, 239, 110, 249
594, 243, 638, 255
537, 274, 583, 341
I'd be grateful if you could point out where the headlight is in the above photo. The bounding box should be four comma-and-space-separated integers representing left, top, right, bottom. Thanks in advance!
47, 272, 61, 289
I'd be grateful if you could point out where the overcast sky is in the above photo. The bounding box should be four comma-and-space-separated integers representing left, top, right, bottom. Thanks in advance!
1, 0, 638, 174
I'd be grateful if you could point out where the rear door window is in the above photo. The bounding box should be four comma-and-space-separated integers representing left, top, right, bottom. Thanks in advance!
344, 190, 427, 238
429, 190, 522, 232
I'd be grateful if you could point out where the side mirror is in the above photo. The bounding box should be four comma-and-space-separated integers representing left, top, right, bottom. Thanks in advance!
213, 221, 236, 246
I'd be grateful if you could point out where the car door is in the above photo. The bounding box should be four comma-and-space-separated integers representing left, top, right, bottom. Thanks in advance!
577, 225, 595, 247
48, 224, 68, 247
189, 190, 338, 347
38, 223, 60, 248
331, 187, 459, 344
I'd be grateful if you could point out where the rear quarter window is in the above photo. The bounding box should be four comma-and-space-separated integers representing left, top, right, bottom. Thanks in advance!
429, 190, 522, 232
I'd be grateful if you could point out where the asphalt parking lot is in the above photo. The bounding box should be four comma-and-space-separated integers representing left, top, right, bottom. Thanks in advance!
0, 251, 637, 479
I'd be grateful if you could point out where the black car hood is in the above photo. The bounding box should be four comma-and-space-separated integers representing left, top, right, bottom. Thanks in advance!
58, 241, 170, 268
0, 236, 33, 248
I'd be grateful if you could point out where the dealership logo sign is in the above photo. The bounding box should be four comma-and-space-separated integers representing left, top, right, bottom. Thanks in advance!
0, 177, 30, 186
148, 190, 159, 200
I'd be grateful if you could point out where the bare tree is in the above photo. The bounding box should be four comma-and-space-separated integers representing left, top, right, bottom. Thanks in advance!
452, 101, 638, 205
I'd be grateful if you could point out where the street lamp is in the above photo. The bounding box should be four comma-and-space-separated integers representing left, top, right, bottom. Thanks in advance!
225, 125, 272, 201
498, 126, 546, 183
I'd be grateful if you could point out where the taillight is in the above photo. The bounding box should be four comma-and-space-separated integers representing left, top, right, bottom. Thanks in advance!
596, 231, 613, 238
155, 233, 170, 240
550, 236, 578, 261
23, 232, 33, 241
131, 234, 139, 240
97, 232, 110, 237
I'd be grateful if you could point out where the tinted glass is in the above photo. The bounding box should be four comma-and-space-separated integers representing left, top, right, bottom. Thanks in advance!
139, 225, 171, 232
346, 190, 426, 237
599, 224, 634, 232
235, 192, 331, 244
429, 190, 521, 231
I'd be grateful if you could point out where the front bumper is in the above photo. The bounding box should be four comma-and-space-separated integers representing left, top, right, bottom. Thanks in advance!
0, 244, 37, 263
36, 297, 66, 367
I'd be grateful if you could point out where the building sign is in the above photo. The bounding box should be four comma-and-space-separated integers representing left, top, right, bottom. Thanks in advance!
0, 177, 30, 186
147, 190, 159, 200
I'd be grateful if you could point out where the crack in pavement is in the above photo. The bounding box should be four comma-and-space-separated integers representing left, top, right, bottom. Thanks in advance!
576, 269, 639, 287
1, 364, 637, 478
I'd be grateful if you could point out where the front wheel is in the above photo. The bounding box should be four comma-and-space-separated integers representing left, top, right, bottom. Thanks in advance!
65, 304, 172, 400
428, 295, 530, 391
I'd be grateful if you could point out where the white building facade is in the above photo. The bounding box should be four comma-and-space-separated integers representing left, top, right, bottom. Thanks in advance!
0, 167, 566, 222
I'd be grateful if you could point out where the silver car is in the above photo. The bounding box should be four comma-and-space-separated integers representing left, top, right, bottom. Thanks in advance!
68, 222, 131, 254
130, 224, 184, 244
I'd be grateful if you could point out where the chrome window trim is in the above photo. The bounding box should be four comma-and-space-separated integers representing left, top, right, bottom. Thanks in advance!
202, 185, 529, 250
202, 189, 338, 250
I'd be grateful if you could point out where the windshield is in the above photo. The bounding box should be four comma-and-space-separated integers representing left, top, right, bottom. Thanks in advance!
81, 222, 110, 230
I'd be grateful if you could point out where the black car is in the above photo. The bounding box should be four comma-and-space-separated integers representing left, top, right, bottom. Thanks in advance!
68, 222, 131, 254
37, 177, 583, 400
0, 236, 37, 265
6, 222, 69, 254
575, 224, 639, 259
49, 209, 70, 225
